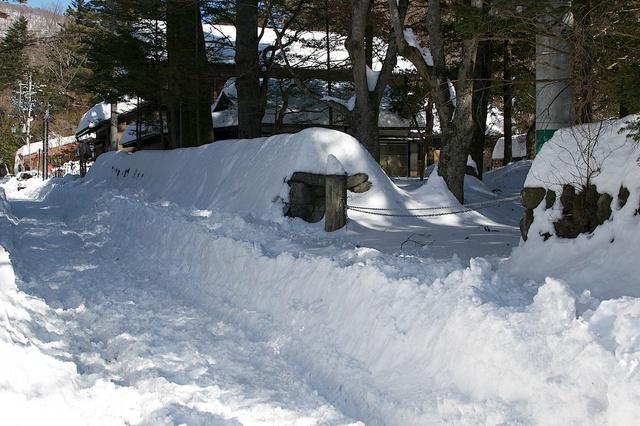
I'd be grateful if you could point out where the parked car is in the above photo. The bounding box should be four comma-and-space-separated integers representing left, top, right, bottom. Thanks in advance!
16, 170, 40, 191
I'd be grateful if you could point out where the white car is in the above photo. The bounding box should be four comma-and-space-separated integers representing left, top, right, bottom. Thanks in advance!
16, 170, 40, 190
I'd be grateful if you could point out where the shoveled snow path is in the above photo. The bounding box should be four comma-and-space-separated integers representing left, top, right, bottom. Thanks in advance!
8, 197, 362, 425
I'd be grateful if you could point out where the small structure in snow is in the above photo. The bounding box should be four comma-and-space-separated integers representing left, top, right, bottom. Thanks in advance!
492, 134, 528, 167
286, 171, 370, 226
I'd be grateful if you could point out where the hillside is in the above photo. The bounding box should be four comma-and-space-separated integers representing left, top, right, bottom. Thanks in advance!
0, 2, 65, 40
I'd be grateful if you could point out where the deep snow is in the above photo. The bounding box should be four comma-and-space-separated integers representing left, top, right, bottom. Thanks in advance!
1, 125, 639, 425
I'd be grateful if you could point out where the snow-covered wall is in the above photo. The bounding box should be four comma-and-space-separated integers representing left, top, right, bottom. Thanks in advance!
509, 115, 640, 298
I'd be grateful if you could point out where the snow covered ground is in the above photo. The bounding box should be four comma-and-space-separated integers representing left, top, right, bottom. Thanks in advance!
1, 126, 639, 425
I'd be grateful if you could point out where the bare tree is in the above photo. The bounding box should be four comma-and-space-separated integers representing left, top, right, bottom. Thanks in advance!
389, 0, 483, 203
270, 0, 399, 161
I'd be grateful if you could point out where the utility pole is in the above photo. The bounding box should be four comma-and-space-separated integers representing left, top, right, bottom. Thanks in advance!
535, 0, 574, 152
43, 103, 50, 180
16, 73, 34, 170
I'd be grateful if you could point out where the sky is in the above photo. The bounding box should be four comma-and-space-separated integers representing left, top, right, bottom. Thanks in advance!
1, 118, 640, 424
25, 0, 72, 12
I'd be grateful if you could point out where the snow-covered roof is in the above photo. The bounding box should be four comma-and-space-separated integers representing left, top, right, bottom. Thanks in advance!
205, 24, 413, 73
75, 98, 141, 135
120, 119, 167, 146
492, 134, 527, 160
16, 136, 77, 157
211, 78, 423, 129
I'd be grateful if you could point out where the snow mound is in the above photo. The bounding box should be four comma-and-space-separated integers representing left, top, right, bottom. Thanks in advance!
82, 128, 399, 222
509, 115, 640, 299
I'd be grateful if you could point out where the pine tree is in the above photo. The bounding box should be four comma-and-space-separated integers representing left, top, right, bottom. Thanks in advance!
0, 15, 32, 90
70, 0, 213, 148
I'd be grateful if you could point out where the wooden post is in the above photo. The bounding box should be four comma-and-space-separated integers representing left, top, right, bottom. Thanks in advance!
110, 101, 119, 152
325, 173, 347, 231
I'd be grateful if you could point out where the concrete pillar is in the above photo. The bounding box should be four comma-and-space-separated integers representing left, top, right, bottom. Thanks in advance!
536, 0, 574, 152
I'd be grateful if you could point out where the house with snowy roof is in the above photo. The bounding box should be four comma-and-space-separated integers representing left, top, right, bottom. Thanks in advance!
74, 24, 506, 177
75, 97, 159, 157
14, 135, 80, 176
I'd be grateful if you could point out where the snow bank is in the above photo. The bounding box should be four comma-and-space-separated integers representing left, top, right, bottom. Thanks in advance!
81, 128, 400, 222
41, 185, 640, 424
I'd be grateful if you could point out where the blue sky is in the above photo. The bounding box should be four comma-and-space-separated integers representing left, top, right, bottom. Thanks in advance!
26, 0, 73, 12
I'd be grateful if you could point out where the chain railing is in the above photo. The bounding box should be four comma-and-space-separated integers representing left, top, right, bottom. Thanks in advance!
347, 195, 522, 218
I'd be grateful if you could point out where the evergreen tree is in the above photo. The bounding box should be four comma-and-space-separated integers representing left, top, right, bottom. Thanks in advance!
0, 15, 32, 90
0, 15, 32, 171
0, 111, 23, 172
70, 0, 213, 148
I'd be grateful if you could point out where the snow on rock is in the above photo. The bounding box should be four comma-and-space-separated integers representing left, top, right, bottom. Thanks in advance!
326, 154, 346, 175
509, 115, 640, 299
524, 116, 640, 194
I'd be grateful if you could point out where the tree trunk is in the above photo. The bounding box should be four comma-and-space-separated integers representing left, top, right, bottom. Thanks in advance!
438, 45, 477, 204
503, 39, 513, 167
425, 100, 435, 168
166, 0, 214, 148
426, 0, 454, 142
346, 0, 397, 162
236, 0, 263, 139
352, 97, 381, 161
438, 33, 478, 203
526, 119, 536, 159
110, 101, 118, 152
471, 39, 493, 179
430, 0, 479, 203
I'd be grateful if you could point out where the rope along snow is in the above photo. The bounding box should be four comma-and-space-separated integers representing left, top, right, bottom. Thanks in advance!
347, 195, 522, 218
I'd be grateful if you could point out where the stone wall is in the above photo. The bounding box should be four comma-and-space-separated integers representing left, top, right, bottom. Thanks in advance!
285, 171, 371, 223
520, 184, 630, 241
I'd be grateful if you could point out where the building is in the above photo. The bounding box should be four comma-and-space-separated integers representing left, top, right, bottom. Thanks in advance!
14, 135, 80, 176
73, 24, 507, 177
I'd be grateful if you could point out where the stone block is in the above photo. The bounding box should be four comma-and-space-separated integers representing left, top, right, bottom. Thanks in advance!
521, 187, 546, 209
